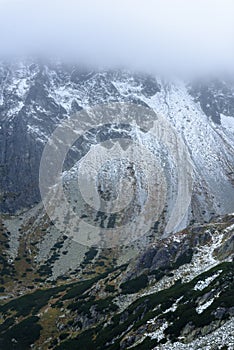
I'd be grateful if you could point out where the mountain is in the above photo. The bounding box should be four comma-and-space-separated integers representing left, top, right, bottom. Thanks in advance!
0, 59, 233, 349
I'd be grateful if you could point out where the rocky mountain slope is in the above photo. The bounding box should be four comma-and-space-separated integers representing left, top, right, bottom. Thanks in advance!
0, 59, 233, 271
0, 60, 233, 221
0, 214, 233, 349
0, 59, 234, 349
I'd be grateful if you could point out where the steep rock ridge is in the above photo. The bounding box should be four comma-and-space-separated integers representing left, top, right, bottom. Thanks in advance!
189, 78, 234, 124
0, 62, 65, 212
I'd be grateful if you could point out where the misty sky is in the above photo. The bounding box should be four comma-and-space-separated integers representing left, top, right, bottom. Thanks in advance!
0, 0, 233, 77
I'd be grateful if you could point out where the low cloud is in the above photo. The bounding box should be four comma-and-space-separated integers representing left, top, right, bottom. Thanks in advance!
0, 0, 233, 77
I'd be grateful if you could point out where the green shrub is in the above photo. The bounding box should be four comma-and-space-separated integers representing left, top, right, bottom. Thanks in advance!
120, 275, 148, 294
105, 284, 115, 292
0, 316, 42, 350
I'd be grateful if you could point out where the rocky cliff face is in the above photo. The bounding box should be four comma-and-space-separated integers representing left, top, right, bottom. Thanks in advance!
0, 60, 234, 225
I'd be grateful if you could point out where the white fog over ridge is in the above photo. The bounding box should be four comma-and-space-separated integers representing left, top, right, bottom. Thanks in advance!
0, 0, 233, 77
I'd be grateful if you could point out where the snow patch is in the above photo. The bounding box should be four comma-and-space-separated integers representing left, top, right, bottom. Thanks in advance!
163, 297, 183, 314
196, 298, 215, 314
194, 271, 222, 291
146, 321, 168, 342
221, 114, 234, 131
